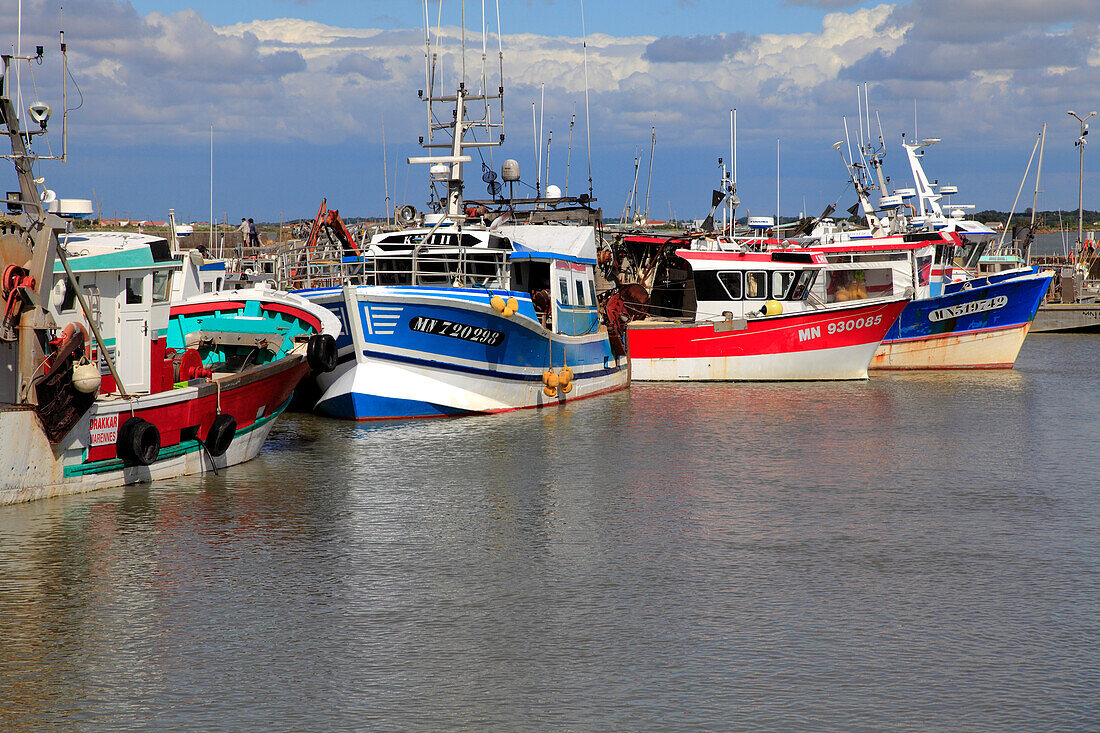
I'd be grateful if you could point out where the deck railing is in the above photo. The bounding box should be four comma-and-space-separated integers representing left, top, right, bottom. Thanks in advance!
271, 242, 511, 291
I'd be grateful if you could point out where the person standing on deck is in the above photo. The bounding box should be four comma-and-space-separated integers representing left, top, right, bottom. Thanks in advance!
237, 217, 249, 256
247, 218, 261, 250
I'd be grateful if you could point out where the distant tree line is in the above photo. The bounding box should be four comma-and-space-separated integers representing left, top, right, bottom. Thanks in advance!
972, 209, 1100, 229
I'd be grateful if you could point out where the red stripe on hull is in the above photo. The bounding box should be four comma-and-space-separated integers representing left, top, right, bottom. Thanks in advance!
261, 302, 323, 332
171, 301, 249, 316
84, 358, 308, 464
626, 300, 907, 359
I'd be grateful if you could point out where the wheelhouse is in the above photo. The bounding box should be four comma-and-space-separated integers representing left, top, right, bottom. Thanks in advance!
647, 248, 826, 322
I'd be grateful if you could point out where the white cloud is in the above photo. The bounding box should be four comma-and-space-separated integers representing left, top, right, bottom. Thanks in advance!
4, 0, 1098, 215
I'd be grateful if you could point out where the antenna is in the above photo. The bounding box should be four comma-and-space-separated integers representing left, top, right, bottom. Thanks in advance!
545, 128, 553, 191
856, 86, 865, 155
382, 113, 391, 223
731, 109, 737, 185
16, 0, 23, 124
60, 8, 68, 161
580, 0, 593, 198
565, 107, 575, 195
209, 125, 214, 251
776, 138, 780, 236
842, 116, 854, 168
864, 82, 871, 152
538, 82, 545, 190
644, 125, 655, 220
531, 101, 539, 196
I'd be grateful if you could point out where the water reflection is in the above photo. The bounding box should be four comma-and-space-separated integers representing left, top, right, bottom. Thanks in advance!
0, 335, 1096, 729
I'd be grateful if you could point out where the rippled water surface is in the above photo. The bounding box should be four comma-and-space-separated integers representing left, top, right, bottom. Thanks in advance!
1, 335, 1097, 731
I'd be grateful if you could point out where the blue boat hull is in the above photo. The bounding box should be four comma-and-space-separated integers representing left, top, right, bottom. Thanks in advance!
874, 268, 1053, 369
297, 286, 629, 420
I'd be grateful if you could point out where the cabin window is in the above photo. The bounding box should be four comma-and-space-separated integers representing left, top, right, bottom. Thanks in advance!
916, 255, 932, 287
575, 279, 586, 306
587, 279, 597, 305
717, 271, 742, 299
152, 271, 172, 303
745, 271, 767, 300
124, 276, 144, 304
558, 277, 570, 305
771, 271, 796, 300
789, 271, 818, 300
826, 268, 893, 302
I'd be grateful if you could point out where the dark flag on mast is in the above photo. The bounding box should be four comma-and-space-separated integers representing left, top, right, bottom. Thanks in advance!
711, 190, 724, 208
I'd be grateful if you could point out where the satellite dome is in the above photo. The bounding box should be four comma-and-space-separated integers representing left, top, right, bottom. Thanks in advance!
501, 159, 520, 182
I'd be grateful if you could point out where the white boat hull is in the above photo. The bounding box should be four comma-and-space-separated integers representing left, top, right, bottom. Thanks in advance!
631, 340, 882, 381
0, 407, 278, 505
871, 323, 1032, 370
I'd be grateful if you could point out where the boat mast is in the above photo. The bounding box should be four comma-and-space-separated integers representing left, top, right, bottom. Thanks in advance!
1027, 123, 1046, 264
643, 125, 655, 222
1, 50, 60, 400
409, 0, 504, 219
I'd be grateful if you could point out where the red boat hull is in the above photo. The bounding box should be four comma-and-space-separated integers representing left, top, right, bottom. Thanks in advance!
627, 299, 908, 381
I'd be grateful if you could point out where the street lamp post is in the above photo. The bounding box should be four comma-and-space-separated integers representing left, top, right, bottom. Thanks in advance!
1068, 110, 1096, 253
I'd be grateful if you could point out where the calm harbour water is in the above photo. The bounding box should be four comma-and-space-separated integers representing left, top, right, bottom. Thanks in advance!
1, 335, 1097, 731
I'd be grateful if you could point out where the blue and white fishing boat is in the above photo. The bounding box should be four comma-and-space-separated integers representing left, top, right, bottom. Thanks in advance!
291, 6, 628, 419
798, 129, 1052, 369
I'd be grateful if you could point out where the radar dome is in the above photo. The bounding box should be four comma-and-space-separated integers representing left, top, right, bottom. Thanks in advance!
545, 184, 562, 200
501, 159, 520, 182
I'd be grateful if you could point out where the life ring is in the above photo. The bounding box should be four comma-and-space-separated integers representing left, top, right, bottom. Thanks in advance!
60, 322, 90, 352
306, 333, 338, 373
205, 413, 237, 457
117, 416, 160, 466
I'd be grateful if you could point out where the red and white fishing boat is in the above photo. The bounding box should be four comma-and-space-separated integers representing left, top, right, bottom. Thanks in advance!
604, 236, 909, 380
0, 44, 339, 504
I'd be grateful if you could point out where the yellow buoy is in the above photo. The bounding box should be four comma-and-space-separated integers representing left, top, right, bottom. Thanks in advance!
559, 366, 574, 384
560, 380, 573, 394
490, 294, 505, 312
506, 297, 519, 313
763, 299, 783, 316
542, 369, 559, 388
543, 385, 558, 397
501, 304, 516, 318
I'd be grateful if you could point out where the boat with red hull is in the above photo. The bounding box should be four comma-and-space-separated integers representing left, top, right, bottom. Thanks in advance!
606, 239, 909, 381
0, 47, 340, 504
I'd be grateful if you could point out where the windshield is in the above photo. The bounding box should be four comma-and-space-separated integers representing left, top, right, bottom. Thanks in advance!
789, 270, 818, 300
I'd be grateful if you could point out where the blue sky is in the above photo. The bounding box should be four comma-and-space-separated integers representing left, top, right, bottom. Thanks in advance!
4, 0, 1099, 224
126, 0, 884, 39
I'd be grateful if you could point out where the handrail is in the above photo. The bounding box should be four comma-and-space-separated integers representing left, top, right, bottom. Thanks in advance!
270, 241, 511, 291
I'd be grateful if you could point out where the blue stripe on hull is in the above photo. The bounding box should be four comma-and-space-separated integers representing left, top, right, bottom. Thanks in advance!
302, 286, 626, 420
314, 391, 468, 420
359, 347, 623, 381
885, 271, 1052, 345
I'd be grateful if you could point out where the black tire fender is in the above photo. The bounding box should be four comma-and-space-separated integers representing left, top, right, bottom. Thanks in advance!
205, 413, 237, 458
116, 417, 160, 466
306, 333, 338, 373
